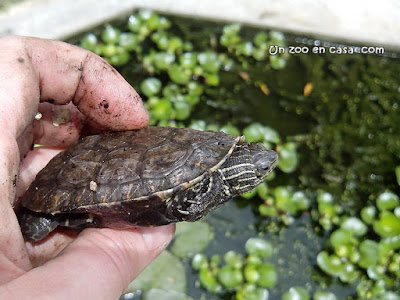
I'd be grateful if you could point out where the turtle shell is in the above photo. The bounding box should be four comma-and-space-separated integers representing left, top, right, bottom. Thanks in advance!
21, 127, 240, 215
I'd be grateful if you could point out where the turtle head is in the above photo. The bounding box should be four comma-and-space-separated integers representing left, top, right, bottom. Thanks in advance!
250, 144, 278, 180
220, 143, 278, 195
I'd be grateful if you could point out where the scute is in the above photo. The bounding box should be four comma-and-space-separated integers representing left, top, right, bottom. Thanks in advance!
142, 142, 188, 177
20, 127, 238, 214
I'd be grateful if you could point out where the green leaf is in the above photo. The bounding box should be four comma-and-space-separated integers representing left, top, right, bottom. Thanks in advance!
81, 33, 98, 51
197, 52, 221, 73
396, 166, 400, 185
274, 186, 293, 212
340, 217, 367, 236
141, 78, 162, 97
376, 192, 399, 211
199, 267, 222, 293
168, 64, 191, 84
254, 32, 268, 47
291, 191, 310, 212
144, 288, 193, 300
358, 239, 379, 269
277, 143, 298, 173
313, 291, 338, 300
127, 14, 143, 32
119, 32, 140, 51
236, 284, 269, 300
101, 25, 121, 44
361, 206, 377, 224
224, 251, 244, 269
261, 126, 280, 144
245, 238, 273, 259
151, 99, 173, 121
338, 263, 360, 284
217, 265, 244, 288
126, 250, 186, 293
220, 124, 240, 136
373, 212, 400, 237
170, 222, 214, 258
282, 287, 309, 300
243, 123, 267, 143
256, 263, 278, 288
179, 52, 197, 69
330, 229, 354, 250
173, 100, 192, 120
317, 251, 345, 276
256, 182, 269, 201
154, 52, 176, 70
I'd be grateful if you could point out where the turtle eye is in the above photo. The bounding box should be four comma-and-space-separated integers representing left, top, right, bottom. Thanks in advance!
255, 161, 271, 177
253, 150, 278, 178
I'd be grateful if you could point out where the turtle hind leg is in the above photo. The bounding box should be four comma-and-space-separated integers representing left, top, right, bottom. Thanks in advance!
18, 209, 60, 242
19, 210, 100, 242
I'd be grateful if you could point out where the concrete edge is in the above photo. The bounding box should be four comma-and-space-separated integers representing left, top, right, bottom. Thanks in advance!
0, 0, 399, 50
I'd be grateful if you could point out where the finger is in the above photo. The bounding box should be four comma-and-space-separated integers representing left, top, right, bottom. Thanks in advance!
0, 36, 39, 273
17, 147, 62, 198
0, 226, 175, 299
33, 102, 86, 148
0, 36, 40, 138
0, 35, 149, 154
25, 233, 76, 267
0, 132, 32, 277
26, 37, 149, 131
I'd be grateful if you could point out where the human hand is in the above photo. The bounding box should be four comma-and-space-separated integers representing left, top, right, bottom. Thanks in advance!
0, 36, 174, 298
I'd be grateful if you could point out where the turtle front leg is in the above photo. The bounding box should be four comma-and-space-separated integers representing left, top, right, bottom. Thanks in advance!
18, 209, 60, 242
170, 171, 235, 222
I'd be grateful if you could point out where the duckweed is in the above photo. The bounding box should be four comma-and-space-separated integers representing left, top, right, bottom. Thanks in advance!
256, 263, 277, 288
276, 143, 298, 173
217, 265, 244, 289
245, 238, 273, 259
282, 287, 310, 300
236, 284, 269, 300
192, 237, 277, 298
313, 291, 338, 300
101, 24, 121, 44
377, 192, 399, 211
316, 190, 400, 296
256, 186, 310, 226
140, 77, 162, 97
395, 167, 400, 186
79, 10, 290, 132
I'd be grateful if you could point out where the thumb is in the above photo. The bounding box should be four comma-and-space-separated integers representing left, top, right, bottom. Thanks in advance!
0, 225, 174, 299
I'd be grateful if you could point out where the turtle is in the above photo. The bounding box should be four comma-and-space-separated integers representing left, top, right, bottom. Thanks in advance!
18, 127, 278, 242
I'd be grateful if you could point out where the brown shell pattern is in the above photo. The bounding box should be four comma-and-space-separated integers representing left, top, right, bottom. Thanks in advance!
21, 127, 238, 214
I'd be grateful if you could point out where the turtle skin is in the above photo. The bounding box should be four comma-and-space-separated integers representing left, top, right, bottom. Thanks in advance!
18, 127, 278, 242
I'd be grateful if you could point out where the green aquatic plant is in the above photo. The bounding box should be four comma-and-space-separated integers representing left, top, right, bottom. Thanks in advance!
79, 10, 289, 130
281, 53, 400, 208
316, 191, 400, 297
192, 237, 277, 299
220, 24, 288, 70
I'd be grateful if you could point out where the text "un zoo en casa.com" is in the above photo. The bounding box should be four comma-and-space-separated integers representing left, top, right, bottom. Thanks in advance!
269, 45, 385, 55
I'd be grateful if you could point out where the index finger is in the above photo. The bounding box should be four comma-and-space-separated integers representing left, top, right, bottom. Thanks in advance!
29, 37, 149, 131
1, 36, 149, 139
